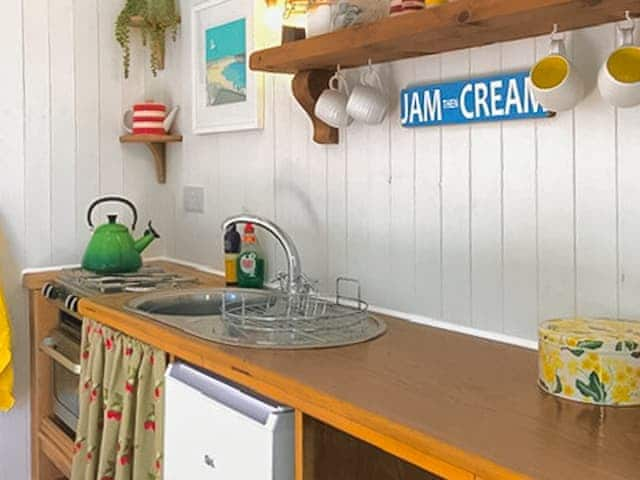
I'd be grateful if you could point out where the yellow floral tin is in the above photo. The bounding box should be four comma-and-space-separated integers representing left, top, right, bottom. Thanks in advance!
538, 317, 640, 406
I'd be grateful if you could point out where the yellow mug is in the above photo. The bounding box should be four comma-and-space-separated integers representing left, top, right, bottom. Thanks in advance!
598, 16, 640, 108
529, 32, 585, 112
425, 0, 448, 6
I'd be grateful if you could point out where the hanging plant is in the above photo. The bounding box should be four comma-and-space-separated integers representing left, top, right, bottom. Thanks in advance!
115, 0, 180, 78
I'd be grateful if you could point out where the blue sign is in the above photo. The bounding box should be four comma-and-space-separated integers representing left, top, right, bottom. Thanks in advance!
400, 71, 551, 128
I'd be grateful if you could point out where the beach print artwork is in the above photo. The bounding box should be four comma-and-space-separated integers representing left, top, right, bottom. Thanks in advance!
205, 18, 247, 106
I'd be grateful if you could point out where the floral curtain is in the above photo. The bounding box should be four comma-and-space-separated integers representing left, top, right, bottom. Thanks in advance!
71, 319, 165, 480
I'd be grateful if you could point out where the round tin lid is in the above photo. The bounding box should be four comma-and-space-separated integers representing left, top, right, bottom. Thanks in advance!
539, 317, 640, 354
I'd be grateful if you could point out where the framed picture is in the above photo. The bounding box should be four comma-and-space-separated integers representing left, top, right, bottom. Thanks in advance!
191, 0, 263, 134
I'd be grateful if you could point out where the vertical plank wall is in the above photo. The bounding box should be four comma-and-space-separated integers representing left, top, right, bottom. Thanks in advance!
0, 0, 27, 478
0, 0, 175, 477
168, 15, 640, 345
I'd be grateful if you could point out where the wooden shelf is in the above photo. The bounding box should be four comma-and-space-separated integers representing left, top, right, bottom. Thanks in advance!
249, 0, 639, 144
120, 134, 183, 184
251, 0, 638, 73
120, 134, 183, 143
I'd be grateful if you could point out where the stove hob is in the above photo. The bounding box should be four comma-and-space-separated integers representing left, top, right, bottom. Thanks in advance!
42, 265, 201, 313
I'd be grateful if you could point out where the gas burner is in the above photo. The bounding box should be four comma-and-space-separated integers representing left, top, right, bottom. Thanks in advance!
43, 265, 200, 312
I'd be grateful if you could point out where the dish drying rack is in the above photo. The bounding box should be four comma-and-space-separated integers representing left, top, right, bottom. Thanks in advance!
216, 278, 385, 348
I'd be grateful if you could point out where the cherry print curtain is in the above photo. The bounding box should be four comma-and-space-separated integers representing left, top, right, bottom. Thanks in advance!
71, 319, 165, 480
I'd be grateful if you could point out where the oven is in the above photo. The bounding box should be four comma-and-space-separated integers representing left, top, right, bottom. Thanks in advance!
38, 266, 199, 435
40, 311, 82, 433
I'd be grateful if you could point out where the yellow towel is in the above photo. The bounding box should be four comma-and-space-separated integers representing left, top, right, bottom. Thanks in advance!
0, 282, 14, 411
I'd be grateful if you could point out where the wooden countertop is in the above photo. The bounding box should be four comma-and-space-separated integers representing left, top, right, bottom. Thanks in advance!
24, 262, 640, 480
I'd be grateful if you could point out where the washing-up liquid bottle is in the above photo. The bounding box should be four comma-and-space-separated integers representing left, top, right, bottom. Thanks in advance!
224, 224, 241, 286
237, 223, 265, 289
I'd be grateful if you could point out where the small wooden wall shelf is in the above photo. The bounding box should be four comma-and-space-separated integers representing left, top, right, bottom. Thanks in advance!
120, 134, 183, 184
129, 15, 181, 71
249, 0, 639, 144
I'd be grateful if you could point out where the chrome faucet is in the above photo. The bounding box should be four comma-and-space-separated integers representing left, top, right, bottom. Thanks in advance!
222, 214, 310, 295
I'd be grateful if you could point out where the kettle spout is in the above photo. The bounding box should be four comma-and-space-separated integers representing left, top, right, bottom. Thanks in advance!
134, 221, 160, 253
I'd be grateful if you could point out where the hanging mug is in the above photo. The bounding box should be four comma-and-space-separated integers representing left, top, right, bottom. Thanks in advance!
598, 14, 640, 108
529, 30, 585, 112
314, 70, 353, 128
346, 65, 389, 124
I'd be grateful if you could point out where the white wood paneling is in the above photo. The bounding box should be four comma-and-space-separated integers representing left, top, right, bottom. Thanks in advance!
440, 49, 472, 325
501, 39, 538, 340
616, 24, 640, 319
535, 33, 576, 322
0, 0, 28, 478
74, 0, 101, 257
389, 58, 416, 310
618, 94, 640, 319
169, 21, 640, 344
469, 43, 503, 332
49, 0, 77, 264
23, 0, 52, 267
413, 54, 443, 319
98, 0, 124, 196
326, 137, 348, 292
573, 24, 619, 317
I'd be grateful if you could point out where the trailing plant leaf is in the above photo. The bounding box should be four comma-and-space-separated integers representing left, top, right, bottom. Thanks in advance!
145, 0, 180, 76
115, 0, 146, 78
115, 0, 180, 78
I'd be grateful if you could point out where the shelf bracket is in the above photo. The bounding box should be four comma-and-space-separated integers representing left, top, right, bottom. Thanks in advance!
120, 134, 181, 184
146, 143, 167, 184
292, 70, 339, 145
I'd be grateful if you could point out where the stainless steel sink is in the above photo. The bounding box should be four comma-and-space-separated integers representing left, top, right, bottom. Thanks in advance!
129, 291, 226, 316
126, 288, 265, 321
125, 287, 386, 349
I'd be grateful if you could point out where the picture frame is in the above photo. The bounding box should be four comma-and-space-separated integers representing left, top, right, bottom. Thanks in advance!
191, 0, 264, 134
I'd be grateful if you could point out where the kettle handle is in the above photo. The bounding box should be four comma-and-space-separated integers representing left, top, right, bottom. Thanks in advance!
87, 196, 138, 231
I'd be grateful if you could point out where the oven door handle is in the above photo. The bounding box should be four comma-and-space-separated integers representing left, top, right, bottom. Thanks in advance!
40, 337, 81, 375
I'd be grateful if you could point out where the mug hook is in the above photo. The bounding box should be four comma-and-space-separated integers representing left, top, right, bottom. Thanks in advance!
618, 11, 635, 46
549, 24, 567, 56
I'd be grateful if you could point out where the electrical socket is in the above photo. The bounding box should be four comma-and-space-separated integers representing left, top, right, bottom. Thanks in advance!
183, 186, 205, 213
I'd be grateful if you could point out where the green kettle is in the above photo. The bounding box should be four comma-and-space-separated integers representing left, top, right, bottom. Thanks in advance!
81, 196, 160, 274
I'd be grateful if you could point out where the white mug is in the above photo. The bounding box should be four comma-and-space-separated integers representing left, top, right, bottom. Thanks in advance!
314, 71, 353, 128
529, 32, 585, 112
598, 16, 640, 108
346, 67, 389, 124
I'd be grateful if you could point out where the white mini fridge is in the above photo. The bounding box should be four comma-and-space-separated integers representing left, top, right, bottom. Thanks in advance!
164, 362, 294, 480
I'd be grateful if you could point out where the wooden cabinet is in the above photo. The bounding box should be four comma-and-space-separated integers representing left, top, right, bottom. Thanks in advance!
25, 262, 640, 480
29, 292, 75, 480
295, 412, 461, 480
